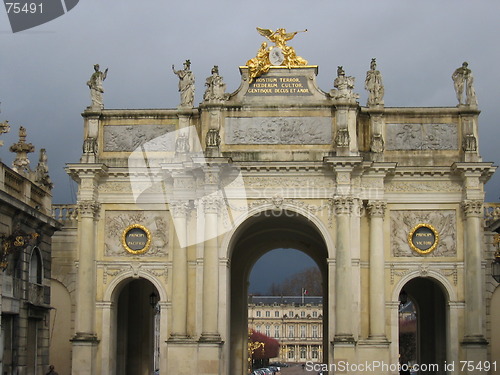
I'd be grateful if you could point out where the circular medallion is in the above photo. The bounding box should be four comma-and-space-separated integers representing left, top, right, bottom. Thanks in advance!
407, 223, 439, 255
269, 47, 285, 66
121, 224, 151, 255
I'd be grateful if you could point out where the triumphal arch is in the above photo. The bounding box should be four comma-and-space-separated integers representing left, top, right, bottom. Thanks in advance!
51, 28, 499, 375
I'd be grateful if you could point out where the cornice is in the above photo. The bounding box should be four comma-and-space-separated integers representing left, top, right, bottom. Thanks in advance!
65, 163, 109, 182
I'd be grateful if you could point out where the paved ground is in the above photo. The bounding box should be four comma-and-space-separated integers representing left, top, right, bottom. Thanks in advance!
280, 364, 313, 375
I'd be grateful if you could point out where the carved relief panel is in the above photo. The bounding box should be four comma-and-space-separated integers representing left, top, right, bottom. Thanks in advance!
104, 210, 170, 257
390, 210, 457, 257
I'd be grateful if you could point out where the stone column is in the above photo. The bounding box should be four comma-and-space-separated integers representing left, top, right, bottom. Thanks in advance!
74, 201, 99, 336
169, 201, 189, 339
200, 195, 221, 341
462, 200, 487, 343
367, 200, 387, 340
71, 201, 100, 375
333, 196, 355, 342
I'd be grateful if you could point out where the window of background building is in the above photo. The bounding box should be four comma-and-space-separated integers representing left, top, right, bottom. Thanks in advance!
312, 325, 318, 338
256, 325, 261, 333
288, 346, 294, 360
289, 310, 293, 317
274, 325, 280, 338
275, 311, 279, 317
312, 346, 319, 359
288, 325, 294, 338
265, 325, 270, 336
266, 311, 270, 317
301, 311, 305, 318
256, 311, 261, 317
300, 346, 306, 359
312, 311, 318, 318
300, 325, 306, 338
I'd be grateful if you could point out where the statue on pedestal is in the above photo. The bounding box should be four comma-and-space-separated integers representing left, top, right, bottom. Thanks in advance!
331, 66, 359, 101
172, 60, 195, 107
245, 27, 308, 83
365, 58, 384, 106
9, 126, 34, 175
452, 62, 478, 106
34, 148, 53, 189
203, 66, 227, 102
87, 64, 108, 109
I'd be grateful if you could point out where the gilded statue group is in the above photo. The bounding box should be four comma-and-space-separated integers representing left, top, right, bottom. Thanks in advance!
246, 27, 308, 83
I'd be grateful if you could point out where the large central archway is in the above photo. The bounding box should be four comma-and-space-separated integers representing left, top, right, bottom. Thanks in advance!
228, 209, 331, 375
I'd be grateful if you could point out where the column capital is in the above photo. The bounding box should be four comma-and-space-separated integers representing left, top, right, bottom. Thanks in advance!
169, 201, 191, 218
461, 199, 483, 217
367, 200, 387, 217
201, 195, 223, 214
77, 201, 100, 219
332, 196, 353, 215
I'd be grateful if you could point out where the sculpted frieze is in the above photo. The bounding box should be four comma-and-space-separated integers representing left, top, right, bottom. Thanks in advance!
385, 180, 462, 192
243, 176, 334, 189
104, 211, 169, 257
386, 123, 458, 150
104, 124, 176, 152
391, 210, 456, 257
225, 117, 332, 145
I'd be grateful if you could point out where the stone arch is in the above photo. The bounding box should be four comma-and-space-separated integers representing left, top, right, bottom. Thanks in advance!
490, 286, 500, 363
225, 206, 332, 374
391, 270, 457, 303
221, 201, 335, 260
100, 271, 167, 375
390, 272, 458, 372
103, 268, 168, 303
49, 280, 72, 375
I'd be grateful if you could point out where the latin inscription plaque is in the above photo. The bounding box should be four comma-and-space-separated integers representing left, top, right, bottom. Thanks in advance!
408, 223, 439, 254
122, 224, 152, 255
247, 76, 312, 96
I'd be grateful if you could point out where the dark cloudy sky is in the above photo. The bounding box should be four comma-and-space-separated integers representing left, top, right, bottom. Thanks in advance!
1, 0, 500, 204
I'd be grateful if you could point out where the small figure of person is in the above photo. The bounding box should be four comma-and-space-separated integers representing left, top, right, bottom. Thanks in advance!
87, 64, 108, 108
365, 58, 384, 106
46, 365, 59, 375
172, 60, 195, 107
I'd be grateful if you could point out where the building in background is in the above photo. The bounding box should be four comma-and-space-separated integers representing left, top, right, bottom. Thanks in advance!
248, 296, 323, 363
0, 125, 59, 375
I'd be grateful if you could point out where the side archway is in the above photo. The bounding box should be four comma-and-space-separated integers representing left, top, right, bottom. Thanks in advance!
392, 274, 454, 374
100, 273, 166, 375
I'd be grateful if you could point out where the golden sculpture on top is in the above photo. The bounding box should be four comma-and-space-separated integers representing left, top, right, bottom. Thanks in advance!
246, 27, 308, 83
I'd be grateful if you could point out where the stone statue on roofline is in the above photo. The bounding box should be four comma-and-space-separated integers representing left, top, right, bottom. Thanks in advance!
365, 58, 384, 106
172, 60, 195, 107
9, 126, 34, 176
87, 64, 108, 109
452, 62, 478, 106
203, 65, 227, 102
330, 66, 359, 102
34, 148, 53, 190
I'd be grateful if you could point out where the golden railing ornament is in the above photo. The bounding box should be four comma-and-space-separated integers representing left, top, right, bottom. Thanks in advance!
246, 27, 308, 83
0, 230, 39, 270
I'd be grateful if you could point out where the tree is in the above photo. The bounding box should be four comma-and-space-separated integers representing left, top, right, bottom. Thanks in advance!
249, 329, 280, 369
267, 266, 322, 296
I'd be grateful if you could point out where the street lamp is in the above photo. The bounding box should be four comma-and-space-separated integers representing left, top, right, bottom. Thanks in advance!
149, 291, 158, 308
491, 234, 500, 283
